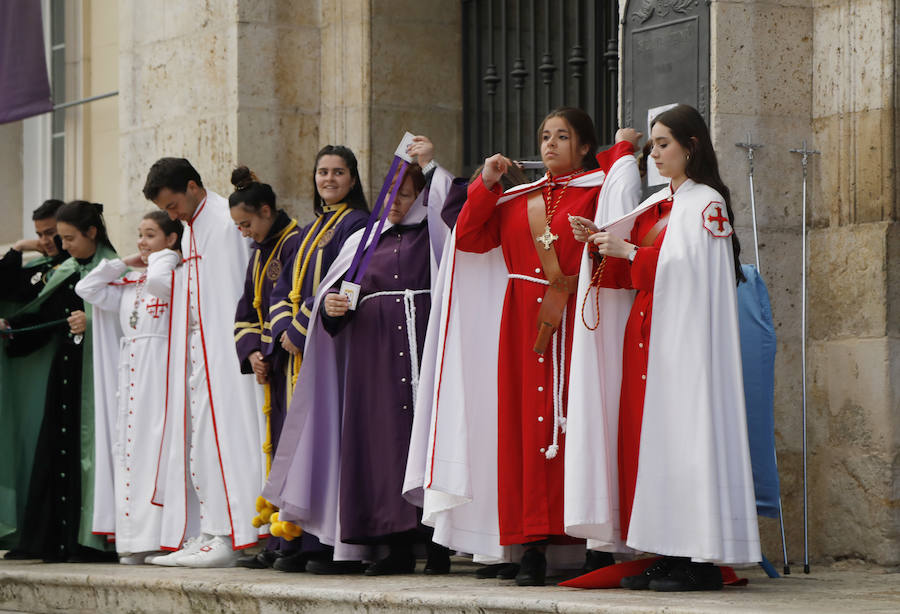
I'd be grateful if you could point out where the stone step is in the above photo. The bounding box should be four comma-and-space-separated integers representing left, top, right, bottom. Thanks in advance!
1, 557, 897, 613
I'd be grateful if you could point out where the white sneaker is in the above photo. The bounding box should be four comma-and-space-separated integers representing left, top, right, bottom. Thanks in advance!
176, 535, 241, 568
149, 536, 207, 567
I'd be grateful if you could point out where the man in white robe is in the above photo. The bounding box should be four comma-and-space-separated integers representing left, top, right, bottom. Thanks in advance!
141, 157, 265, 567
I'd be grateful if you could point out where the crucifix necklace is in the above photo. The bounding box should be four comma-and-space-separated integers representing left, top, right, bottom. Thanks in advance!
537, 170, 579, 250
129, 273, 147, 329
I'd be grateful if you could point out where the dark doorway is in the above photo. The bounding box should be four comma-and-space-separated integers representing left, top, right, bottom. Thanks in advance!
462, 0, 620, 174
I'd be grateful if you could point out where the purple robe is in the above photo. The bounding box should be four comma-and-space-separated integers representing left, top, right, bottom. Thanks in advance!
268, 206, 369, 356
233, 211, 301, 450
321, 221, 431, 543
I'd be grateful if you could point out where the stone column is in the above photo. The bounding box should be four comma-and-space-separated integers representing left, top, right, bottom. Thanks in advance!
807, 0, 899, 566
119, 0, 323, 228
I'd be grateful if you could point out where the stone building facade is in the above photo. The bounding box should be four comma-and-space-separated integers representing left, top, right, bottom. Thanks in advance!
1, 0, 897, 566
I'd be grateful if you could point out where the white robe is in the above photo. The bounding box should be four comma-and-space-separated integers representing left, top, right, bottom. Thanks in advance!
146, 191, 266, 551
263, 171, 451, 561
77, 259, 168, 553
621, 180, 761, 564
407, 154, 641, 563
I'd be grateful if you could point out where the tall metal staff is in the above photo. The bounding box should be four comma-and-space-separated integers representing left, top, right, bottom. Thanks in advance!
789, 140, 820, 575
736, 134, 792, 575
736, 134, 763, 271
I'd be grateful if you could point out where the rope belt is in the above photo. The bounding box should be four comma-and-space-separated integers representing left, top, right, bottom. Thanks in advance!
507, 274, 567, 460
360, 288, 430, 410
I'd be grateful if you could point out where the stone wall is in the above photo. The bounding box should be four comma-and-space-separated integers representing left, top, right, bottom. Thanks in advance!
621, 0, 898, 565
807, 0, 898, 565
0, 123, 23, 245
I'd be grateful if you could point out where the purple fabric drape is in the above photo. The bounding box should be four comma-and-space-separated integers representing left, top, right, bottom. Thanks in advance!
0, 0, 52, 124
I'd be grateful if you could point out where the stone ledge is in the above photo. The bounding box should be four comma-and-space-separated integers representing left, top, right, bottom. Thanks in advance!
1, 558, 899, 614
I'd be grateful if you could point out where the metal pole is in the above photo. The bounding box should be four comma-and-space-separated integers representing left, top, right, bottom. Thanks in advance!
790, 140, 820, 575
52, 90, 118, 111
737, 134, 791, 575
736, 134, 763, 273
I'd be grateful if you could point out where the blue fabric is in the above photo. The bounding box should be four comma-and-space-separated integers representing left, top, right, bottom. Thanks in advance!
737, 264, 781, 519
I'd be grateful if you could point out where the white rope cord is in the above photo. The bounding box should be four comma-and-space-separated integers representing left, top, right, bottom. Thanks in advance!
507, 273, 550, 286
506, 274, 568, 460
360, 288, 430, 411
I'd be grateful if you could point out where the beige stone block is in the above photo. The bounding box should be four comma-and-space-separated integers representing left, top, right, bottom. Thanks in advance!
235, 110, 320, 223
88, 45, 119, 93
807, 223, 889, 339
237, 0, 319, 26
888, 223, 900, 337
368, 107, 463, 180
372, 0, 461, 24
809, 451, 900, 565
809, 337, 898, 449
236, 23, 320, 112
812, 110, 895, 226
163, 0, 234, 42
0, 122, 23, 244
812, 0, 895, 118
371, 20, 462, 110
711, 112, 812, 232
87, 0, 119, 49
711, 2, 812, 118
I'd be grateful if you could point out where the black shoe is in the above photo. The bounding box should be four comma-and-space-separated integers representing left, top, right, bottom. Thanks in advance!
3, 549, 41, 560
364, 552, 416, 576
582, 550, 615, 573
514, 548, 546, 586
272, 550, 310, 572
475, 563, 505, 579
649, 561, 723, 592
620, 556, 683, 590
305, 558, 366, 575
496, 562, 521, 579
66, 548, 118, 563
258, 549, 284, 568
236, 553, 267, 569
424, 543, 451, 575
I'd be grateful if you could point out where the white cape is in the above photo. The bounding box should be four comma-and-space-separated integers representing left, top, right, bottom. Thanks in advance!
406, 154, 641, 563
148, 192, 266, 551
624, 180, 761, 564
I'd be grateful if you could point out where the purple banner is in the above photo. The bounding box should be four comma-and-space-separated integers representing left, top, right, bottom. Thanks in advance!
0, 0, 52, 124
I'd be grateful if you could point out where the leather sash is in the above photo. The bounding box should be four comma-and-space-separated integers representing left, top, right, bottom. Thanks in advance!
525, 191, 579, 354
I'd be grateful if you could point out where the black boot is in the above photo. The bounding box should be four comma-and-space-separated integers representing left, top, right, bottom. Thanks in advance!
581, 549, 615, 573
514, 548, 546, 586
475, 562, 520, 579
620, 556, 683, 590
365, 542, 416, 576
272, 550, 311, 572
649, 561, 723, 592
424, 542, 451, 575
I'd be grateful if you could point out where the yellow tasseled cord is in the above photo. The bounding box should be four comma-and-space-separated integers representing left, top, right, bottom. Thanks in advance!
249, 219, 297, 529
287, 205, 351, 389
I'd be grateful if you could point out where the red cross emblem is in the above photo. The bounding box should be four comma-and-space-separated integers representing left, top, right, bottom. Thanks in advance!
146, 299, 168, 319
702, 202, 733, 238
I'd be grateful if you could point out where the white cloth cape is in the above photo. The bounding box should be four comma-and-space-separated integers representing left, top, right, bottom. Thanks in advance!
262, 167, 452, 561
622, 180, 761, 564
77, 259, 168, 552
147, 191, 266, 550
77, 259, 127, 539
405, 155, 641, 563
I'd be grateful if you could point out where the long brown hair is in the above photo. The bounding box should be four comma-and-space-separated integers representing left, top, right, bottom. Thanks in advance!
651, 105, 745, 284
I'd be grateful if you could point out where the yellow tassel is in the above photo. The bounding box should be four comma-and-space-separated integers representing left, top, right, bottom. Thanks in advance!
252, 497, 277, 528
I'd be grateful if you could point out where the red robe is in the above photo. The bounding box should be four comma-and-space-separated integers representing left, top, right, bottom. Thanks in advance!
455, 175, 599, 545
598, 195, 674, 539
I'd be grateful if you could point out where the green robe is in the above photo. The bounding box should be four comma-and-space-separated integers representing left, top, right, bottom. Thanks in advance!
0, 245, 116, 551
